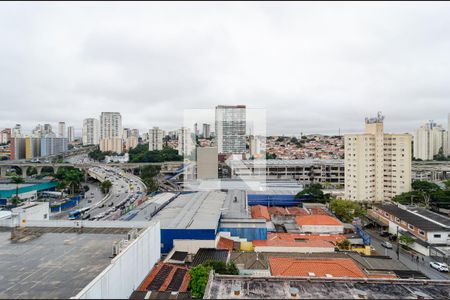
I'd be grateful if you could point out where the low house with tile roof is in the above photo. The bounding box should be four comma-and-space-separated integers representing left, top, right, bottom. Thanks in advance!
269, 257, 367, 278
252, 238, 336, 253
295, 215, 344, 234
137, 263, 190, 294
251, 205, 271, 221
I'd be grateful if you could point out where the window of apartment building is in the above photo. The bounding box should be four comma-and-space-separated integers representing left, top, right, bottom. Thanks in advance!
384, 212, 389, 217
433, 234, 441, 238
418, 230, 425, 236
395, 217, 400, 223
408, 224, 414, 230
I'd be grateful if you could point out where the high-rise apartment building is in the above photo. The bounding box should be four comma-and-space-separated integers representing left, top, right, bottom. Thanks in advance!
100, 112, 122, 139
58, 122, 66, 138
125, 136, 139, 151
12, 124, 22, 138
99, 137, 123, 153
10, 138, 26, 160
215, 105, 246, 154
0, 128, 11, 144
202, 123, 211, 138
414, 121, 448, 160
148, 127, 164, 151
249, 135, 266, 159
40, 136, 68, 157
67, 126, 75, 143
344, 112, 412, 202
82, 118, 100, 145
178, 127, 195, 158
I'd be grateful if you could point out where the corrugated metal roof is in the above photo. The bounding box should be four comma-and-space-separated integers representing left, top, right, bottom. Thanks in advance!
152, 191, 226, 229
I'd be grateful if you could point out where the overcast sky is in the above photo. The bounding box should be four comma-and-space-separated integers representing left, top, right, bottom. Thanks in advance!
1, 2, 450, 136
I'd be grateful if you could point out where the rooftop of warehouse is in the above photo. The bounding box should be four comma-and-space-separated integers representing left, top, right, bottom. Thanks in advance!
231, 159, 344, 166
0, 228, 128, 299
204, 275, 450, 299
151, 191, 226, 229
220, 190, 249, 219
184, 179, 303, 194
120, 192, 178, 221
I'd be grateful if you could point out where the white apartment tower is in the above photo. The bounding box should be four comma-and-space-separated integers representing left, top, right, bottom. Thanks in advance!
67, 126, 75, 143
215, 105, 246, 154
82, 118, 100, 145
344, 112, 412, 202
58, 122, 66, 138
414, 121, 448, 160
100, 112, 122, 139
148, 127, 164, 151
178, 127, 195, 158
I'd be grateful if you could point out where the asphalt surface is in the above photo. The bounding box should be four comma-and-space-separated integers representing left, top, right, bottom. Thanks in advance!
51, 154, 147, 221
367, 229, 450, 280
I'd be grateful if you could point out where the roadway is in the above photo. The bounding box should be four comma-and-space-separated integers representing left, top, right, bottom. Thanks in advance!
367, 229, 450, 280
50, 154, 147, 221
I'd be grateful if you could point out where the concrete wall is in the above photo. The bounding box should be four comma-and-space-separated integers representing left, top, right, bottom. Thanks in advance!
74, 221, 161, 299
253, 246, 335, 253
12, 202, 49, 226
22, 220, 152, 229
300, 225, 344, 234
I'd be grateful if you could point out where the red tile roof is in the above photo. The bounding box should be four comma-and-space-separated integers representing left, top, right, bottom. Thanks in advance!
286, 207, 309, 216
267, 233, 346, 245
268, 206, 289, 216
308, 207, 329, 215
269, 257, 366, 278
251, 205, 271, 220
217, 236, 235, 250
295, 215, 342, 226
252, 238, 335, 248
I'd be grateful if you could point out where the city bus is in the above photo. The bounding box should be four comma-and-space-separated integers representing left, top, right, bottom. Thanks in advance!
68, 207, 90, 220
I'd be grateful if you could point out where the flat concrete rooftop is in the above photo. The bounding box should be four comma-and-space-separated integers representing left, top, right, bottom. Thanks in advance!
0, 228, 127, 299
204, 274, 450, 299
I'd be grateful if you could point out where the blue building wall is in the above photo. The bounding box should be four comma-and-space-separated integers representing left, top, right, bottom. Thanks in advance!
160, 228, 217, 253
50, 195, 82, 213
219, 227, 267, 241
247, 194, 308, 207
0, 181, 58, 199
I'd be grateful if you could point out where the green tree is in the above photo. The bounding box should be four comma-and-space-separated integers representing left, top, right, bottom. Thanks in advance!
203, 260, 239, 275
266, 153, 277, 159
295, 183, 329, 203
329, 199, 366, 223
188, 265, 211, 299
433, 147, 449, 161
11, 176, 24, 199
336, 239, 351, 250
56, 167, 84, 195
10, 196, 20, 206
101, 180, 112, 194
399, 234, 415, 246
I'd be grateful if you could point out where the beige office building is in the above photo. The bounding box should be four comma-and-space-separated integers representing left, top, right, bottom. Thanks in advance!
344, 112, 412, 202
100, 137, 123, 154
196, 147, 218, 180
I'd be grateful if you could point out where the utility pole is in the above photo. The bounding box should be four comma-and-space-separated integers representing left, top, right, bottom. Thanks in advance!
396, 225, 400, 260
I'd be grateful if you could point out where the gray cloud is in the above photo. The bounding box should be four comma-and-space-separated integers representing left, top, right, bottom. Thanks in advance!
0, 2, 450, 136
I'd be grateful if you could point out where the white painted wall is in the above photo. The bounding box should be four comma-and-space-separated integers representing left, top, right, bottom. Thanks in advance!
300, 225, 344, 234
12, 202, 49, 226
173, 239, 216, 254
74, 221, 161, 299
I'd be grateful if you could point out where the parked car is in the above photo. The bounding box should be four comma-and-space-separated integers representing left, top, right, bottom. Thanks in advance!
430, 262, 449, 272
381, 241, 393, 249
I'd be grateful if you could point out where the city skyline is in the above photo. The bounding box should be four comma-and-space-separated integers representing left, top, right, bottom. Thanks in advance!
1, 3, 450, 134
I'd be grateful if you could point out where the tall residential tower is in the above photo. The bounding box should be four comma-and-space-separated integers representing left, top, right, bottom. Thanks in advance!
344, 112, 412, 202
215, 105, 246, 154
